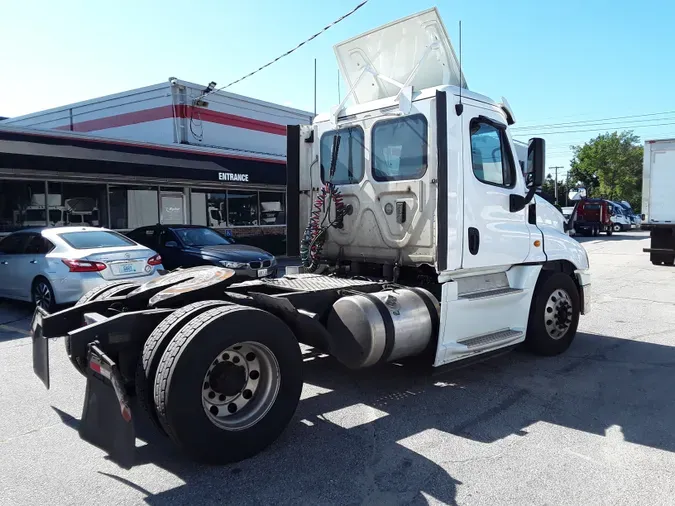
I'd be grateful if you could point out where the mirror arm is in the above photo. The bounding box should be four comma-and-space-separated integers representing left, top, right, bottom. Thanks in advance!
509, 186, 538, 213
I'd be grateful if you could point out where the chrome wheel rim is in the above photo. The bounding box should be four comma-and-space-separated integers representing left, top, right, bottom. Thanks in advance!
544, 288, 573, 340
34, 282, 52, 310
202, 341, 280, 431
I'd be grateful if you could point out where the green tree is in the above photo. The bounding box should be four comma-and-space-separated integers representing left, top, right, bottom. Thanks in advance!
568, 131, 643, 211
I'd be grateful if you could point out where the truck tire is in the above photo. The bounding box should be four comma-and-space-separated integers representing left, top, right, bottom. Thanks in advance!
65, 281, 140, 375
525, 272, 580, 356
153, 304, 303, 464
135, 299, 233, 434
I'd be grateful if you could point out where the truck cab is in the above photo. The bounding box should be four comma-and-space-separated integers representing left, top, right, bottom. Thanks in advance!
288, 7, 590, 366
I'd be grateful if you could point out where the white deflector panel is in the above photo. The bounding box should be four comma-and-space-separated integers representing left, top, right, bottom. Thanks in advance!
333, 7, 467, 105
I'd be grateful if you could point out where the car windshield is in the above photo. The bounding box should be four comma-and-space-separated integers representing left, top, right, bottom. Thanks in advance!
58, 230, 137, 249
172, 227, 233, 247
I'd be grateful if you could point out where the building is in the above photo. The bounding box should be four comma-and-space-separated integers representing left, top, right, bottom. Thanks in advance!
0, 79, 314, 253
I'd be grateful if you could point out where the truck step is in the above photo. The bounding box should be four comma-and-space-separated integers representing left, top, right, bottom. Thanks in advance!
460, 329, 524, 351
459, 287, 523, 300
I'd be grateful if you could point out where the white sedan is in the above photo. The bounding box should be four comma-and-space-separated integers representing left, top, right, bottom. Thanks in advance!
0, 226, 164, 311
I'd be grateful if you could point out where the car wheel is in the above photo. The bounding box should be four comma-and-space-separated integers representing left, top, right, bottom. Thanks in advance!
613, 223, 621, 232
32, 277, 56, 313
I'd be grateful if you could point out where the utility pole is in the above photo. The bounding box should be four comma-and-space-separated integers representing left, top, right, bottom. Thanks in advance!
550, 166, 564, 205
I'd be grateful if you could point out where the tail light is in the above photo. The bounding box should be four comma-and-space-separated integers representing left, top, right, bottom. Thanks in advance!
147, 254, 162, 266
62, 259, 107, 272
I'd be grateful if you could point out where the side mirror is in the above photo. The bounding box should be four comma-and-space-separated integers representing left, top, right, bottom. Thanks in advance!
526, 137, 545, 188
164, 241, 178, 248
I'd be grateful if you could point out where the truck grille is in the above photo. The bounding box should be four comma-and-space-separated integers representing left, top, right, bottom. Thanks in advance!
249, 259, 272, 269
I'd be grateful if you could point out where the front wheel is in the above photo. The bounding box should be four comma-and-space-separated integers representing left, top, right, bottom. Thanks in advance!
525, 272, 580, 356
153, 304, 303, 464
613, 223, 622, 232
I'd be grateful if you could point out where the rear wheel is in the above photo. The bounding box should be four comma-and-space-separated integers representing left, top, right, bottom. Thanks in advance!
32, 277, 56, 313
135, 299, 232, 434
153, 304, 303, 464
525, 272, 580, 356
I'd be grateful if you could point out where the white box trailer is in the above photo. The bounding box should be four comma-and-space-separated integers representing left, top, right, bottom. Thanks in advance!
0, 79, 314, 160
642, 138, 675, 264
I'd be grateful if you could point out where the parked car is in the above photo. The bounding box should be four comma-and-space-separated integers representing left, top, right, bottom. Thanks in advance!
126, 224, 277, 279
0, 226, 163, 311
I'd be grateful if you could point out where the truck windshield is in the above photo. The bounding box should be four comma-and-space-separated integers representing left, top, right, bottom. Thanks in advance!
172, 227, 233, 246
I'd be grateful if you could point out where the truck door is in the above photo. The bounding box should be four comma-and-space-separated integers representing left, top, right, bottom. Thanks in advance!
460, 103, 532, 269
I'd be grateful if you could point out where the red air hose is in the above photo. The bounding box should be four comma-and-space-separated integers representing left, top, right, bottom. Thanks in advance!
300, 135, 345, 272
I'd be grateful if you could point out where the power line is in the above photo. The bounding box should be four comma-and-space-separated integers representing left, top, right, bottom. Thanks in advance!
197, 1, 369, 100
516, 121, 675, 136
514, 114, 675, 132
512, 109, 675, 130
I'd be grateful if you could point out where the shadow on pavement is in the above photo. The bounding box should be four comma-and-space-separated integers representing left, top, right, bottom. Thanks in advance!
0, 300, 33, 341
51, 331, 675, 505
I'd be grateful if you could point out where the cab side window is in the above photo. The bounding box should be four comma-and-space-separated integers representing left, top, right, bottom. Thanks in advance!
470, 119, 516, 188
320, 126, 365, 185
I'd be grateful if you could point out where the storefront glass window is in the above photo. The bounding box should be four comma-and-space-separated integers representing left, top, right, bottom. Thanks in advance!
109, 185, 158, 230
0, 180, 48, 233
190, 190, 227, 228
227, 190, 259, 226
47, 182, 108, 228
259, 192, 285, 225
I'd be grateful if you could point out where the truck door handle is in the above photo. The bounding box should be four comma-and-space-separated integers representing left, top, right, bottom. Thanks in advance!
0, 261, 7, 265
30, 260, 38, 264
396, 201, 407, 224
468, 227, 480, 255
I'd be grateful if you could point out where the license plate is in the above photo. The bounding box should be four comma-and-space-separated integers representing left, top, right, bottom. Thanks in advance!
112, 261, 140, 276
257, 268, 268, 277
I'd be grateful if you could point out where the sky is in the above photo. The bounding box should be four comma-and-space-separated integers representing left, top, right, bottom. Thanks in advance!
2, 0, 675, 181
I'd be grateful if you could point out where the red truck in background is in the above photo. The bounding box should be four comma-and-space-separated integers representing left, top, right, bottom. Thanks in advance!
570, 198, 614, 236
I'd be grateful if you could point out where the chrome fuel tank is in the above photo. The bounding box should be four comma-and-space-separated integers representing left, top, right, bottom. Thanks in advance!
325, 287, 440, 369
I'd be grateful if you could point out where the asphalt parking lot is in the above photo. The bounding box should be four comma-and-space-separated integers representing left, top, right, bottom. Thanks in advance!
2, 230, 675, 506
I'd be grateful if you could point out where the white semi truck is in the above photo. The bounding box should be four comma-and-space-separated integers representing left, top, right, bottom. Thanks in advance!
641, 138, 675, 264
30, 8, 590, 469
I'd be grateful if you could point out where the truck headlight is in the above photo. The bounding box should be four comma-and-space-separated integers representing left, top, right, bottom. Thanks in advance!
221, 261, 247, 269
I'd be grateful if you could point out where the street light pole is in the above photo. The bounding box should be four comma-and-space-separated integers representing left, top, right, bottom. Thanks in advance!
549, 166, 564, 205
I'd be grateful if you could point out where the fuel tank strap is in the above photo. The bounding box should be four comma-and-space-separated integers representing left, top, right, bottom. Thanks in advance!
406, 287, 440, 351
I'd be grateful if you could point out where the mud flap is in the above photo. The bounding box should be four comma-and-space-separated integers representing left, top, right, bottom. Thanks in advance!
31, 307, 50, 389
79, 343, 135, 469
